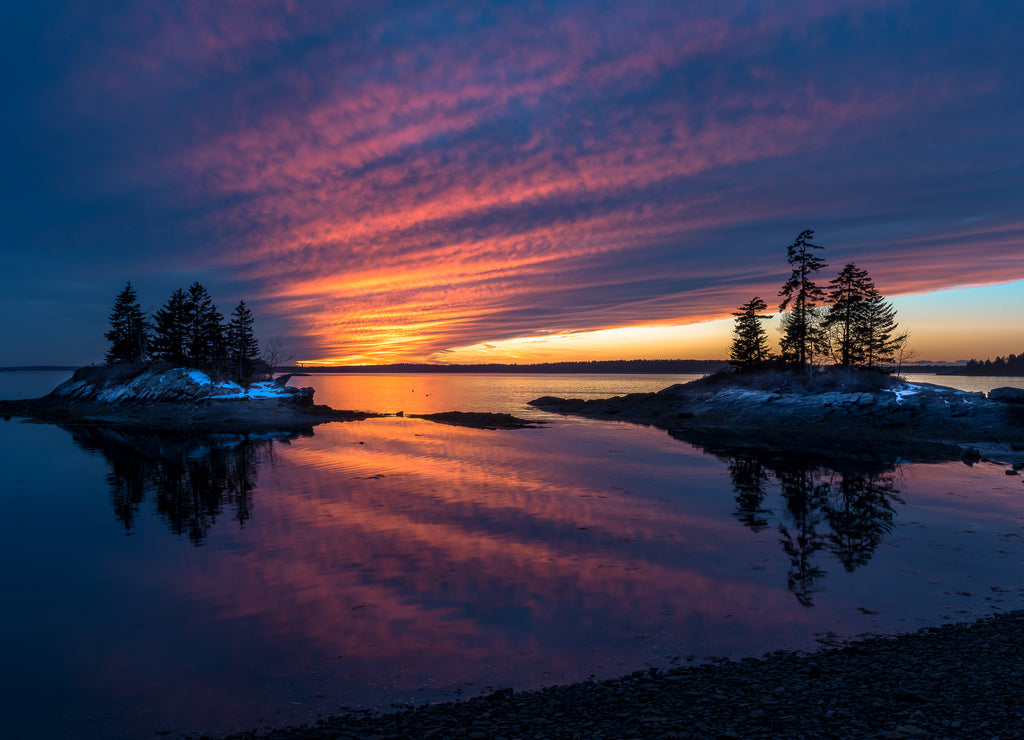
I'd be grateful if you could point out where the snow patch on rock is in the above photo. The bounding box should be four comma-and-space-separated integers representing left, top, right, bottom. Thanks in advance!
49, 367, 311, 405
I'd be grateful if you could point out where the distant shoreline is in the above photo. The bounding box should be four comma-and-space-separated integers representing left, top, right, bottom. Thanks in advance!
284, 359, 729, 374
12, 362, 1024, 378
282, 362, 1024, 377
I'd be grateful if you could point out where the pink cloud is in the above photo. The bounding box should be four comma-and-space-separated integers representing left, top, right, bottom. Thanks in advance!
49, 0, 1024, 362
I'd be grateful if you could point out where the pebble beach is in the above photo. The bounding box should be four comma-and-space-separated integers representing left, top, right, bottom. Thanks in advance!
219, 609, 1024, 740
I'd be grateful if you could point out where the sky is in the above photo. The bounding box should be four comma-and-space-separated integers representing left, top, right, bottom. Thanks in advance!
2, 0, 1023, 366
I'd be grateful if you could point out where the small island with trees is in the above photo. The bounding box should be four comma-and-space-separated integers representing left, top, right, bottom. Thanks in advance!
103, 281, 266, 385
0, 281, 385, 430
531, 231, 1024, 463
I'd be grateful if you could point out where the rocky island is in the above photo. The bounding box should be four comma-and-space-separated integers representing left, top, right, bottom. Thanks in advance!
0, 363, 540, 431
0, 363, 376, 431
530, 369, 1024, 465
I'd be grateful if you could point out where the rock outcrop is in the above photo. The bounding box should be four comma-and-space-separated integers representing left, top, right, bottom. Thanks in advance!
49, 365, 315, 406
530, 377, 1024, 463
0, 363, 371, 431
989, 386, 1024, 404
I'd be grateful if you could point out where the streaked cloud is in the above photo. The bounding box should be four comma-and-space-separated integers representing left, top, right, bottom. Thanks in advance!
4, 0, 1023, 363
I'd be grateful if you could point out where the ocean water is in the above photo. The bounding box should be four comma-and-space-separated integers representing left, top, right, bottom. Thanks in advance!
1, 371, 1024, 739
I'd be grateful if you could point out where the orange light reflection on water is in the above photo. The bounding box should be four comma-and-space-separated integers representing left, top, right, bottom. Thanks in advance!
151, 419, 828, 709
27, 412, 1024, 738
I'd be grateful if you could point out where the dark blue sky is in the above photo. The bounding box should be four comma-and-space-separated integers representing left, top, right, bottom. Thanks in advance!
3, 1, 1023, 364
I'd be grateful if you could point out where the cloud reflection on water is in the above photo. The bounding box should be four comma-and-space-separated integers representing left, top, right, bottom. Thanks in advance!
67, 420, 909, 691
6, 412, 1020, 738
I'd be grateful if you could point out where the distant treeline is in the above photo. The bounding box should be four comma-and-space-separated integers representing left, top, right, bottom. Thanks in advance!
946, 353, 1024, 377
285, 359, 728, 374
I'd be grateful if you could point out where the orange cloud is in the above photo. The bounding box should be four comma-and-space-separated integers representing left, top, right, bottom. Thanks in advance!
70, 1, 1022, 364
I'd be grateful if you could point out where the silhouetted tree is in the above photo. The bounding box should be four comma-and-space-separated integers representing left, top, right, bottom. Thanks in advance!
779, 230, 827, 370
259, 336, 292, 380
964, 351, 1024, 376
150, 288, 190, 365
729, 296, 773, 370
226, 300, 261, 385
821, 264, 906, 370
185, 282, 225, 369
150, 283, 226, 370
858, 294, 905, 369
104, 282, 149, 363
822, 263, 875, 367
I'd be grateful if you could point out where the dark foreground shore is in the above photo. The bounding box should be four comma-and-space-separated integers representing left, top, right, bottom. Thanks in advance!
217, 610, 1024, 740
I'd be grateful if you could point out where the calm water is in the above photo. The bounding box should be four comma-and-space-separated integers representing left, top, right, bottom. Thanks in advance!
2, 372, 1024, 739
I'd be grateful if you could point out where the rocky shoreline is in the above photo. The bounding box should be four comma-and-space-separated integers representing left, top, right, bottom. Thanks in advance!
0, 392, 382, 432
216, 609, 1024, 740
529, 372, 1024, 465
0, 365, 541, 432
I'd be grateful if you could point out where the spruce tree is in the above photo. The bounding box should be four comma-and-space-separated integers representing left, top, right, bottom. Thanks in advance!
104, 282, 149, 363
185, 282, 225, 369
226, 301, 261, 385
858, 294, 904, 368
778, 230, 827, 369
822, 263, 876, 367
729, 296, 773, 370
150, 288, 190, 365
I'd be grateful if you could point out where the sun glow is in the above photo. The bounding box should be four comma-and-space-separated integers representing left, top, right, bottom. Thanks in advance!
300, 319, 734, 366
431, 321, 732, 364
293, 279, 1024, 367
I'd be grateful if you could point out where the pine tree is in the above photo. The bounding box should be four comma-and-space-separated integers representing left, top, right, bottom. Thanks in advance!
858, 294, 905, 368
226, 301, 261, 385
729, 296, 773, 370
778, 230, 827, 369
150, 288, 190, 365
822, 263, 876, 367
104, 282, 149, 363
184, 282, 225, 369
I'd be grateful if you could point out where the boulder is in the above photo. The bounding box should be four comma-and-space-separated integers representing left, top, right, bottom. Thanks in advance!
989, 387, 1024, 404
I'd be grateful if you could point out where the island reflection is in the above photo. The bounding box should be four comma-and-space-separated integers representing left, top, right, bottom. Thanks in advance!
69, 421, 904, 606
726, 453, 902, 606
66, 426, 309, 544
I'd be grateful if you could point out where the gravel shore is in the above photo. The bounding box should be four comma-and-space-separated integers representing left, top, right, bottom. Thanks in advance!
219, 610, 1024, 740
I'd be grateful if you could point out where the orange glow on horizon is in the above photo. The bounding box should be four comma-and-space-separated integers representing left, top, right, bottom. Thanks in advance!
290, 278, 1024, 367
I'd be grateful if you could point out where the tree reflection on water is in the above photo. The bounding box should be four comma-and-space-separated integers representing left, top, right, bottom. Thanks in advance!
66, 426, 308, 544
67, 422, 903, 605
727, 453, 903, 607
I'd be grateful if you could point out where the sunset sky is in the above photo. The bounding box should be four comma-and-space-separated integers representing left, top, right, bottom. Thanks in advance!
3, 1, 1023, 366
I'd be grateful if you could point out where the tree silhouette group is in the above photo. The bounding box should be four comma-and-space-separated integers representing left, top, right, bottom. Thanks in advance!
961, 353, 1024, 377
730, 230, 907, 372
105, 281, 263, 385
